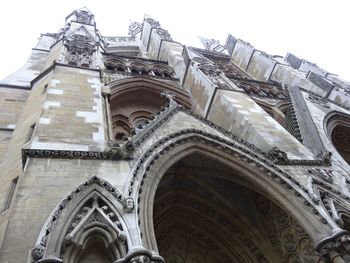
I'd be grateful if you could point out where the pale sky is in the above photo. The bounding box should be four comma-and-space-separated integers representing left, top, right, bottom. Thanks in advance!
0, 0, 349, 81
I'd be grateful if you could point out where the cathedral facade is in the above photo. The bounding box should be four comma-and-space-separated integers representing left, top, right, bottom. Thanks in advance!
0, 8, 350, 263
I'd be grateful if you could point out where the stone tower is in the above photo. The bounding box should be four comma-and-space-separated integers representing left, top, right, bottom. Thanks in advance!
0, 7, 350, 263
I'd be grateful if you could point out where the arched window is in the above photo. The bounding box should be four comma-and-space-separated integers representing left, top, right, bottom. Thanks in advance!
331, 124, 350, 164
325, 112, 350, 165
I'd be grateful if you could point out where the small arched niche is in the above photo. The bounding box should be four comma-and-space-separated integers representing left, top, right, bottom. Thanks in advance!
331, 124, 350, 164
325, 112, 350, 165
152, 153, 319, 263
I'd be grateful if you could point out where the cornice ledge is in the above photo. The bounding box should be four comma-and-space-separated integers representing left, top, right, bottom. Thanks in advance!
22, 144, 133, 166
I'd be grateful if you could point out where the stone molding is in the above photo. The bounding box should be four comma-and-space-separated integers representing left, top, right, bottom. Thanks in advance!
128, 131, 334, 232
283, 88, 303, 143
23, 94, 330, 168
22, 142, 133, 164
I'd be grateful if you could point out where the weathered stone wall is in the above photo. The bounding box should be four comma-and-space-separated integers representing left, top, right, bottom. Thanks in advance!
206, 89, 313, 158
31, 66, 106, 151
0, 75, 49, 250
0, 158, 131, 262
0, 87, 29, 155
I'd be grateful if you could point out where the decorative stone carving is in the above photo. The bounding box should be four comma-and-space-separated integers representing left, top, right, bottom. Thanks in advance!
114, 248, 164, 263
203, 38, 220, 50
60, 195, 127, 260
316, 151, 332, 165
64, 28, 97, 68
160, 91, 177, 107
103, 56, 174, 79
145, 17, 160, 28
319, 190, 344, 226
106, 140, 134, 159
22, 142, 134, 164
31, 244, 45, 261
156, 28, 172, 41
267, 147, 288, 163
256, 195, 319, 262
123, 197, 135, 213
75, 10, 94, 25
130, 255, 151, 263
308, 168, 333, 183
316, 231, 350, 260
128, 21, 142, 37
192, 57, 230, 89
31, 175, 127, 263
307, 94, 330, 108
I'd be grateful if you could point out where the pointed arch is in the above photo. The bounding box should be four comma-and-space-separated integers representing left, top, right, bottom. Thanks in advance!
30, 176, 134, 263
128, 129, 335, 256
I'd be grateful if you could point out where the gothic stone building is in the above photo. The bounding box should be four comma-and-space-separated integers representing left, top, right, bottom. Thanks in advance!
0, 7, 350, 263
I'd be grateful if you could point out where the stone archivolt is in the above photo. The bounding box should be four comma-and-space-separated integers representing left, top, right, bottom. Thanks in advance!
149, 152, 319, 262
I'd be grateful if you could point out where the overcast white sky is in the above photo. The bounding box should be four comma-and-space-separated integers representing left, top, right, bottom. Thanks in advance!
0, 0, 349, 81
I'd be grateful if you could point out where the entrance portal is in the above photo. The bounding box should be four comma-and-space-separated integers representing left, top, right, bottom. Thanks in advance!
153, 153, 318, 263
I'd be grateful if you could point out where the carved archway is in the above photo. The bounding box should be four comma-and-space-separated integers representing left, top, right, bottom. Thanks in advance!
30, 176, 131, 263
153, 153, 323, 262
131, 132, 335, 262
